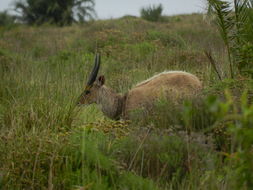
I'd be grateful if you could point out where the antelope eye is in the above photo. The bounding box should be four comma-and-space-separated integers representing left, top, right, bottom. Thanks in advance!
85, 90, 90, 95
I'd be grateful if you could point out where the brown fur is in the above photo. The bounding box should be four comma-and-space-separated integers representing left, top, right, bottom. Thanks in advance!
77, 71, 202, 120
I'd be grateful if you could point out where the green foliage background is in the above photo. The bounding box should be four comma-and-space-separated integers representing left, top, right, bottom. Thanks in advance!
0, 13, 253, 189
208, 0, 253, 77
14, 0, 96, 25
140, 4, 163, 22
0, 11, 15, 26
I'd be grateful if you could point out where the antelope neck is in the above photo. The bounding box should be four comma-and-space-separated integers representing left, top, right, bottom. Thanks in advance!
97, 86, 125, 120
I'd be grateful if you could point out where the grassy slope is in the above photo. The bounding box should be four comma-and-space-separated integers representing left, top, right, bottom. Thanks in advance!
0, 14, 251, 189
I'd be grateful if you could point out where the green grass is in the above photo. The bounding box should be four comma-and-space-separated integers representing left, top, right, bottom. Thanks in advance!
0, 14, 253, 189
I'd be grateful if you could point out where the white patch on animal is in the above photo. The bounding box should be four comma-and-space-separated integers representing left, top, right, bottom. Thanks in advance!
135, 71, 198, 87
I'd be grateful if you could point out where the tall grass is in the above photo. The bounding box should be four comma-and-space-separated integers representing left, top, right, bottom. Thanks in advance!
0, 14, 252, 189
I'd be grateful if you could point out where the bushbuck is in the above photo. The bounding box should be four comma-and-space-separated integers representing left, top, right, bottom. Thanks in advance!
77, 54, 202, 120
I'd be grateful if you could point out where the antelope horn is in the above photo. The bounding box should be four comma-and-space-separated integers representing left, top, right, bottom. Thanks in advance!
86, 53, 101, 86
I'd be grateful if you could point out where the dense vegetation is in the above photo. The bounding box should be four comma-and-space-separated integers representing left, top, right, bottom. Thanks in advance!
0, 12, 253, 189
208, 0, 253, 78
140, 4, 163, 22
0, 11, 15, 26
14, 0, 96, 25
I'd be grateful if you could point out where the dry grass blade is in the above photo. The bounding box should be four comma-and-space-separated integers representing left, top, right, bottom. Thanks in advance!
128, 128, 151, 171
204, 50, 222, 80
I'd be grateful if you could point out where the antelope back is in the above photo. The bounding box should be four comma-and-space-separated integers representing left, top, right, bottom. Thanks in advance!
124, 71, 202, 116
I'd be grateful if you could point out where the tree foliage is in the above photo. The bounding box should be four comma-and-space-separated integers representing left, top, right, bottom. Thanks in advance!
0, 11, 15, 26
14, 0, 96, 25
140, 4, 163, 22
208, 0, 253, 78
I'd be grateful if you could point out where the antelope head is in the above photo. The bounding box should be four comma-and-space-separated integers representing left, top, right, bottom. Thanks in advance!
77, 54, 105, 106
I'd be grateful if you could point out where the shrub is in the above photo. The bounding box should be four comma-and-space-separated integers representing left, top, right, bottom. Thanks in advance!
0, 11, 15, 26
14, 0, 96, 25
210, 90, 253, 188
140, 4, 163, 22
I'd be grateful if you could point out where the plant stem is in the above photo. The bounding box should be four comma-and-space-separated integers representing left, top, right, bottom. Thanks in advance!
227, 46, 234, 78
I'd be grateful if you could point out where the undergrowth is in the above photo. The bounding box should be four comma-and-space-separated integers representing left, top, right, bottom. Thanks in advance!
0, 14, 252, 189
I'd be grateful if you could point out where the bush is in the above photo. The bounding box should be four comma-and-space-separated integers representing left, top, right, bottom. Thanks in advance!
209, 90, 253, 188
14, 0, 96, 25
140, 4, 163, 22
0, 11, 15, 26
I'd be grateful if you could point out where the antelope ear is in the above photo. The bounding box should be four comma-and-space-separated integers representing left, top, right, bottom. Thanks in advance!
98, 75, 105, 86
